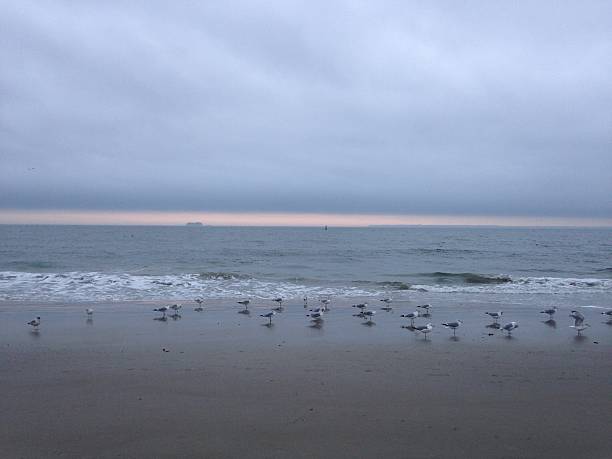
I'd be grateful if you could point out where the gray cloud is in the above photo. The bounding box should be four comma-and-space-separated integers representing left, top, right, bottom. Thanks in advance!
1, 0, 611, 217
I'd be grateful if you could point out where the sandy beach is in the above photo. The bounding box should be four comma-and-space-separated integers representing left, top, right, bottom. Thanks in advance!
1, 299, 611, 458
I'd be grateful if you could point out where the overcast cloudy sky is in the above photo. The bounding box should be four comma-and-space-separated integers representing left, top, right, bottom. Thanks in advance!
1, 1, 611, 223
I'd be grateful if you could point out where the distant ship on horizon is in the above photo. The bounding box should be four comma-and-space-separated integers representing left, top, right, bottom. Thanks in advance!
185, 222, 204, 226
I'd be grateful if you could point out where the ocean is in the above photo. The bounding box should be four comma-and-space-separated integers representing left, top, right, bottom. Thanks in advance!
1, 225, 611, 305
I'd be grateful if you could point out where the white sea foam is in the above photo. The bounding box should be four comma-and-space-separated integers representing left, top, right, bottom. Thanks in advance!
0, 271, 383, 302
414, 276, 612, 294
0, 271, 610, 302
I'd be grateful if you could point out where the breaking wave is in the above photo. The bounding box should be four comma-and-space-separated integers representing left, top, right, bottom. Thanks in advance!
418, 272, 513, 284
0, 271, 611, 302
413, 276, 612, 294
0, 271, 384, 302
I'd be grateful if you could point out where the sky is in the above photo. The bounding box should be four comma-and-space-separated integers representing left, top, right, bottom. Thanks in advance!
1, 1, 611, 226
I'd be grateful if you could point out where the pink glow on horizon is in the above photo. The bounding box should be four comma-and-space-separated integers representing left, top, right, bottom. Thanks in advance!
0, 210, 611, 227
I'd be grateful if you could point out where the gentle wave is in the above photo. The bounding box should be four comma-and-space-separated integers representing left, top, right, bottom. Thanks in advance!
0, 271, 384, 302
417, 272, 512, 284
1, 271, 611, 302
414, 276, 612, 294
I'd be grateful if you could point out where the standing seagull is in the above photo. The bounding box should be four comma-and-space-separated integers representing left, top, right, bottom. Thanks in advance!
442, 320, 463, 336
485, 311, 503, 323
380, 298, 393, 311
272, 298, 284, 311
308, 309, 324, 322
170, 304, 182, 312
569, 310, 585, 326
570, 323, 591, 336
601, 310, 612, 317
85, 308, 94, 316
303, 296, 308, 308
195, 297, 204, 311
413, 323, 434, 340
27, 317, 41, 330
362, 310, 376, 324
540, 306, 557, 319
261, 311, 276, 325
417, 304, 431, 315
401, 311, 419, 325
320, 298, 331, 310
501, 322, 519, 335
352, 303, 368, 311
154, 306, 169, 317
237, 300, 251, 314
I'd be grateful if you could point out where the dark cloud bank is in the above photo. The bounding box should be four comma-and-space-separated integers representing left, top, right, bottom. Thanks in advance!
1, 1, 611, 218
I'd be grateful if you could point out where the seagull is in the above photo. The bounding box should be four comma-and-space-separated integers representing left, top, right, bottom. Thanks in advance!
261, 311, 276, 325
442, 320, 463, 336
540, 306, 557, 319
170, 304, 182, 312
195, 297, 204, 311
352, 303, 368, 313
154, 306, 169, 316
27, 317, 41, 329
308, 310, 324, 322
237, 300, 251, 314
303, 296, 308, 308
485, 311, 503, 322
362, 310, 376, 324
413, 323, 434, 339
85, 308, 94, 316
272, 298, 284, 311
600, 310, 612, 317
380, 298, 393, 311
570, 323, 591, 336
417, 304, 431, 315
501, 322, 519, 335
320, 298, 331, 311
569, 310, 585, 326
400, 311, 419, 325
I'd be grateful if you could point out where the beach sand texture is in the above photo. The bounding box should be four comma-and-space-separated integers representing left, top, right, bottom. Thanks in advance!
2, 299, 611, 458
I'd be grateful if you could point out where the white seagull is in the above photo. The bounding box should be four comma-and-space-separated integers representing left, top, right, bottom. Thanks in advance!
485, 311, 503, 322
501, 321, 519, 335
170, 304, 182, 312
352, 303, 368, 311
413, 323, 434, 339
261, 311, 276, 325
401, 311, 420, 325
569, 310, 585, 326
85, 308, 94, 316
308, 310, 324, 322
194, 298, 204, 312
272, 298, 284, 311
362, 310, 376, 324
27, 317, 41, 329
540, 306, 557, 319
570, 323, 591, 336
442, 320, 463, 336
154, 306, 169, 316
601, 310, 612, 317
237, 300, 251, 314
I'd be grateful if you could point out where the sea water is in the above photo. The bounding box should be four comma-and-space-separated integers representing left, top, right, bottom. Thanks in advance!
0, 225, 610, 306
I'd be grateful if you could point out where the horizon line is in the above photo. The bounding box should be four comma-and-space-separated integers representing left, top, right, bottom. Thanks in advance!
1, 210, 611, 228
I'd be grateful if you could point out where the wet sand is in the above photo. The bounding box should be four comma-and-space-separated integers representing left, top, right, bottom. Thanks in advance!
1, 299, 611, 458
